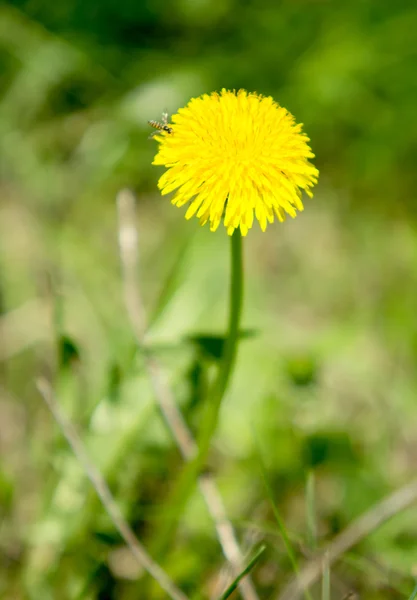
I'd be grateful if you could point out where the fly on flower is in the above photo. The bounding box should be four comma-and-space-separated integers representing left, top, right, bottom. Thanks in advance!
148, 111, 173, 137
151, 89, 319, 236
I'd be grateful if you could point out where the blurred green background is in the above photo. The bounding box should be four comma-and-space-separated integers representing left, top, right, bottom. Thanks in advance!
1, 0, 417, 598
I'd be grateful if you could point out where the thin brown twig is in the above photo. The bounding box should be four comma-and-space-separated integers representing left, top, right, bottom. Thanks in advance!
36, 377, 188, 600
116, 188, 260, 600
277, 477, 417, 600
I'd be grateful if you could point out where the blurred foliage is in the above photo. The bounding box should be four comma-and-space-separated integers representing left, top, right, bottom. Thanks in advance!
1, 0, 417, 599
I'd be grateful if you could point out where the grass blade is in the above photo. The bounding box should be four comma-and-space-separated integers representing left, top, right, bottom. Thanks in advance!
408, 582, 417, 600
321, 552, 330, 600
255, 432, 313, 600
306, 470, 317, 551
219, 545, 266, 600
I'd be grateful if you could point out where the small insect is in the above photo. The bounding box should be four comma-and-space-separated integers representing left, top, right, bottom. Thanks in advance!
148, 111, 173, 137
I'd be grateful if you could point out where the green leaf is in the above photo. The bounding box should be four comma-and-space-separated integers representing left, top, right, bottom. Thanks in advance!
187, 329, 257, 361
58, 334, 80, 368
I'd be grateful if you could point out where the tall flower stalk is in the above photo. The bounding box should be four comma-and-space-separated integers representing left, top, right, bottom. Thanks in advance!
150, 87, 318, 525
196, 230, 243, 471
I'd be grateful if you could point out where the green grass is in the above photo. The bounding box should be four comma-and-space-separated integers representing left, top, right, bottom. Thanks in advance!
219, 546, 266, 600
1, 1, 417, 598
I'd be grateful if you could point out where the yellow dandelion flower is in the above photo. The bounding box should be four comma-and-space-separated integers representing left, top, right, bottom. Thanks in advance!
151, 89, 319, 236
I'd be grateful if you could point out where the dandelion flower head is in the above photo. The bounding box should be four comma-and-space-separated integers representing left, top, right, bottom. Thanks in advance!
152, 89, 319, 236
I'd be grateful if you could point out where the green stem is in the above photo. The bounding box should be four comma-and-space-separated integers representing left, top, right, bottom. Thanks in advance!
196, 230, 244, 467
151, 231, 244, 556
218, 229, 244, 398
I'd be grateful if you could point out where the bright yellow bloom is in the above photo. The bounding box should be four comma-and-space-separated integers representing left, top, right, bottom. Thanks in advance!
152, 89, 319, 236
